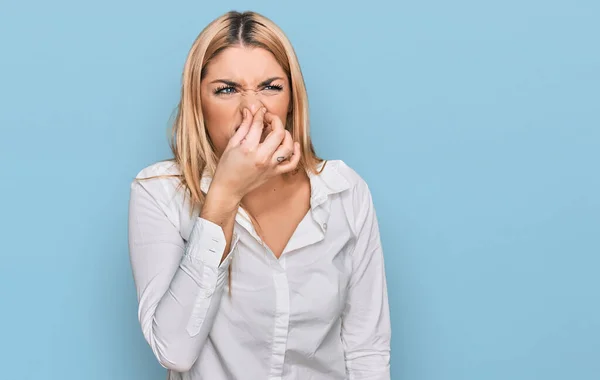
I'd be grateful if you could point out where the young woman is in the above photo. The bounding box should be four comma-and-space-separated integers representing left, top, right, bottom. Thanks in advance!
128, 10, 391, 380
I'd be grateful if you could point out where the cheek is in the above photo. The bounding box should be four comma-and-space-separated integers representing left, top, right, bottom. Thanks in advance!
262, 96, 290, 124
201, 98, 238, 148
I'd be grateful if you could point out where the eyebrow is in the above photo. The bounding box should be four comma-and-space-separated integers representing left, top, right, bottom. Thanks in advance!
210, 77, 284, 88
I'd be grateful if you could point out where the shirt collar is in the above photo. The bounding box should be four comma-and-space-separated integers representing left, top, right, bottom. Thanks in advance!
199, 160, 351, 206
200, 167, 212, 194
307, 160, 351, 207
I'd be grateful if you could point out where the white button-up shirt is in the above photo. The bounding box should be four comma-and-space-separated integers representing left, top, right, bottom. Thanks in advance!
128, 159, 391, 380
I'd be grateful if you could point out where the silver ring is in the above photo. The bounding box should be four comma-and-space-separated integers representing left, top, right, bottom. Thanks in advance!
276, 156, 285, 163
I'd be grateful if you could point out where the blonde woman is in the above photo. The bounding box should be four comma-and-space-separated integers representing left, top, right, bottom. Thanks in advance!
128, 10, 391, 380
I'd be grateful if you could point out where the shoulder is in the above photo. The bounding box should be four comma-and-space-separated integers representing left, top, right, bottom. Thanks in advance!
319, 159, 375, 231
134, 159, 181, 180
131, 159, 182, 192
319, 159, 371, 197
129, 159, 186, 220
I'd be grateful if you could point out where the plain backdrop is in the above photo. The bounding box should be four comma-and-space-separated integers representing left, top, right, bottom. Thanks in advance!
1, 1, 598, 379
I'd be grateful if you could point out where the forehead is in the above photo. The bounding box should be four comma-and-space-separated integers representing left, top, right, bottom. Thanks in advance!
203, 46, 286, 83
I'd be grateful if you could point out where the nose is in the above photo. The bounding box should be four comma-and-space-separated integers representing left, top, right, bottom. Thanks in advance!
239, 92, 265, 115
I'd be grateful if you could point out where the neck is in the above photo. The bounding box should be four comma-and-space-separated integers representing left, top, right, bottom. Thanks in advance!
241, 170, 307, 217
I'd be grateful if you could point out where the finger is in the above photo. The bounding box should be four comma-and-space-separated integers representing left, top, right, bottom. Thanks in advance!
228, 108, 253, 147
243, 107, 267, 147
270, 130, 294, 165
259, 112, 286, 156
275, 142, 301, 174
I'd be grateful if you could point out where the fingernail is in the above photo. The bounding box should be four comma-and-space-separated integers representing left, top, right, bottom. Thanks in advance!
262, 107, 267, 113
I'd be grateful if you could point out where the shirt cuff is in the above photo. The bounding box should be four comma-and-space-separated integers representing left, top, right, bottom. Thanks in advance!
181, 217, 240, 285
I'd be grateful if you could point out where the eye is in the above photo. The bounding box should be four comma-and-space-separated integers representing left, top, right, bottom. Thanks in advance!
214, 86, 237, 95
263, 84, 284, 92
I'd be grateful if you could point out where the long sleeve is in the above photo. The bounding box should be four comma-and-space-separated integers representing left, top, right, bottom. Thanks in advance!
341, 181, 391, 380
128, 180, 239, 373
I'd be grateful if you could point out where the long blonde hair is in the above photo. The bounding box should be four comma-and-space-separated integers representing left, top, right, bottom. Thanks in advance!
158, 10, 324, 214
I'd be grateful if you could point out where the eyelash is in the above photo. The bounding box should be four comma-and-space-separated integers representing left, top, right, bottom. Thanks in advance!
213, 84, 284, 95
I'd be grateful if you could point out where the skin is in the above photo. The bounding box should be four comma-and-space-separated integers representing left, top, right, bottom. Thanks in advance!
198, 46, 311, 260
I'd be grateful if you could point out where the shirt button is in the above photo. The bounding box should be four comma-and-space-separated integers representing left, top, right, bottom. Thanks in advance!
323, 223, 327, 230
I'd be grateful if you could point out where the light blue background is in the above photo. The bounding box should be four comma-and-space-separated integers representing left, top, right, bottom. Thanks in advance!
1, 1, 598, 379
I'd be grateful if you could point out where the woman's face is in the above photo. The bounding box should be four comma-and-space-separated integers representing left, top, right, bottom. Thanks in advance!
200, 46, 291, 156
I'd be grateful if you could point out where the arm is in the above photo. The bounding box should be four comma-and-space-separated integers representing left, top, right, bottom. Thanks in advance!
341, 182, 392, 380
128, 180, 239, 372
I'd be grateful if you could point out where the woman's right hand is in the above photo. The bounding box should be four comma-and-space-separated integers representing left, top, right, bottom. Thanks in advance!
209, 106, 301, 203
